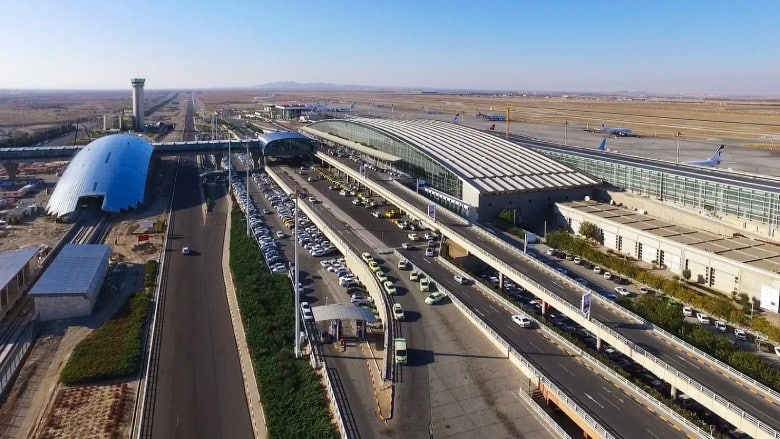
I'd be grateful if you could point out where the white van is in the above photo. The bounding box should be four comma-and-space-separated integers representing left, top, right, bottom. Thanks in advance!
394, 338, 408, 364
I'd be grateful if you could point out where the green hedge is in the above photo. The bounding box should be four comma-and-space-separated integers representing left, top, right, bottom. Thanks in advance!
545, 231, 780, 341
61, 291, 150, 385
546, 231, 780, 391
230, 210, 337, 438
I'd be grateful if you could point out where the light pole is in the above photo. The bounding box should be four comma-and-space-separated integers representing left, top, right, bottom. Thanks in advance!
246, 141, 250, 236
294, 196, 301, 358
564, 120, 568, 146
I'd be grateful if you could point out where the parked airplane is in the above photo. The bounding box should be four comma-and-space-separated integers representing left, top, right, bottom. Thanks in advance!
476, 110, 506, 121
597, 138, 725, 167
683, 144, 725, 167
601, 124, 634, 137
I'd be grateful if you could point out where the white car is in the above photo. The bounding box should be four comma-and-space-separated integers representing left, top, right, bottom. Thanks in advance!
573, 256, 582, 265
734, 328, 748, 341
603, 271, 612, 280
425, 247, 435, 257
397, 259, 409, 270
407, 233, 419, 241
401, 242, 412, 249
392, 303, 405, 320
454, 275, 471, 285
181, 247, 191, 255
714, 320, 727, 332
300, 302, 314, 321
276, 231, 285, 238
696, 313, 711, 325
308, 196, 317, 203
682, 306, 694, 317
614, 287, 630, 296
593, 266, 602, 274
511, 315, 533, 328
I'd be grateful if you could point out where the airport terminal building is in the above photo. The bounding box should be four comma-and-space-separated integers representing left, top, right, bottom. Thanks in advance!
303, 118, 598, 223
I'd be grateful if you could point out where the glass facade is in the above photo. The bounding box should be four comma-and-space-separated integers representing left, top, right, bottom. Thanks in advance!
309, 120, 463, 199
542, 151, 780, 226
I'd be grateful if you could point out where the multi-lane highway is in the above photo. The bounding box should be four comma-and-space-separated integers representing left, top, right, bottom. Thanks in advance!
271, 165, 694, 438
143, 94, 253, 438
317, 151, 780, 433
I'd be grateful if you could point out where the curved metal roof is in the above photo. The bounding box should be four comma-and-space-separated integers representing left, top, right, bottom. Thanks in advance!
311, 303, 378, 322
323, 118, 599, 194
46, 134, 152, 216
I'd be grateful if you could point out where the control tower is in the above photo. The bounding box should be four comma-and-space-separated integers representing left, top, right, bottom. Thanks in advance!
131, 78, 145, 131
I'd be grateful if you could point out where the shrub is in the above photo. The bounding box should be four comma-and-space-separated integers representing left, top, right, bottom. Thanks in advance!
229, 210, 337, 438
61, 292, 150, 385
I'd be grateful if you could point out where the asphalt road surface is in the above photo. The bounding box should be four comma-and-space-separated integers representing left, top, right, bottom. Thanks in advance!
321, 153, 780, 433
275, 165, 690, 438
148, 96, 253, 439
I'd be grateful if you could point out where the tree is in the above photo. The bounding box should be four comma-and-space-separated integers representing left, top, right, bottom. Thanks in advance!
578, 221, 600, 242
682, 268, 691, 281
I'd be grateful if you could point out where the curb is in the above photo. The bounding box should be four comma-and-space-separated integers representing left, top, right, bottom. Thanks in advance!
360, 341, 393, 421
222, 205, 268, 439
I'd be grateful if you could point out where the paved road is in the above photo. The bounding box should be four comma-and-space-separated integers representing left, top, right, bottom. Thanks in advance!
148, 95, 253, 438
321, 153, 780, 433
275, 166, 691, 438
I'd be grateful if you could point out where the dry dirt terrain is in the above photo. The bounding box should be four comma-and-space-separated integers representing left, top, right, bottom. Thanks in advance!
197, 90, 780, 146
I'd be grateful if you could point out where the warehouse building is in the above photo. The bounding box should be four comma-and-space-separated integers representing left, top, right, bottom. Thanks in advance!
556, 200, 780, 311
29, 244, 111, 321
302, 118, 599, 223
0, 246, 42, 319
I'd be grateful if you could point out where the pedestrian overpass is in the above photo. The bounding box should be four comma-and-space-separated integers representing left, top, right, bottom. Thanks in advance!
0, 132, 316, 177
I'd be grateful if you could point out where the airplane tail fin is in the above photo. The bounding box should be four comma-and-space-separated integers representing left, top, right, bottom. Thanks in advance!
709, 145, 725, 164
598, 138, 607, 151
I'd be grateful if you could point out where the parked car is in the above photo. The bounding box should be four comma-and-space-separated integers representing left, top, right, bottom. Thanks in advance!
682, 306, 694, 317
401, 242, 413, 249
714, 321, 727, 332
425, 247, 435, 257
392, 303, 405, 320
593, 266, 602, 274
410, 271, 420, 282
573, 256, 582, 264
696, 313, 711, 325
734, 329, 748, 341
420, 277, 431, 292
398, 259, 409, 270
603, 271, 612, 280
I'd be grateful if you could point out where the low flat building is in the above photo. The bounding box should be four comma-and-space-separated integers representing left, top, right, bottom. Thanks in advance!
29, 244, 111, 321
0, 246, 41, 319
556, 200, 780, 311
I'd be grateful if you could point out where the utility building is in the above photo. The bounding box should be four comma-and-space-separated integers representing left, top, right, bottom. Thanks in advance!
29, 244, 111, 321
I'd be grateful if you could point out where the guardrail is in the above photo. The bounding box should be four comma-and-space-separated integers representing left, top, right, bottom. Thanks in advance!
268, 166, 395, 381
318, 153, 779, 438
464, 215, 780, 394
434, 257, 708, 438
432, 268, 613, 439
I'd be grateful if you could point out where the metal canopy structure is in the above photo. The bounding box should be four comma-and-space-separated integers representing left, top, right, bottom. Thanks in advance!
0, 246, 40, 288
306, 118, 598, 195
311, 303, 378, 322
300, 126, 401, 162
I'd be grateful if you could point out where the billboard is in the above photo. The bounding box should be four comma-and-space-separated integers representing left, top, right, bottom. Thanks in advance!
760, 285, 780, 313
581, 292, 592, 318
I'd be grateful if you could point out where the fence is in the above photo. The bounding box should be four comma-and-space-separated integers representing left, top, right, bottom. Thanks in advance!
0, 315, 39, 398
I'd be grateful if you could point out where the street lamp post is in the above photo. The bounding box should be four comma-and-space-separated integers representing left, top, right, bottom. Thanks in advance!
246, 141, 250, 236
564, 120, 568, 146
294, 197, 301, 358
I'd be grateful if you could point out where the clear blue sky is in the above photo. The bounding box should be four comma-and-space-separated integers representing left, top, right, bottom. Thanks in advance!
2, 0, 778, 95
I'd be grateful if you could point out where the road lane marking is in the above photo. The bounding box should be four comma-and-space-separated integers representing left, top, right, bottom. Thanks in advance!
557, 362, 576, 376
583, 393, 605, 409
674, 355, 700, 369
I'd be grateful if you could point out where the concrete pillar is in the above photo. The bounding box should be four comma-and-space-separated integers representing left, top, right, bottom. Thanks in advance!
3, 162, 18, 179
541, 300, 550, 316
251, 151, 262, 168
498, 272, 505, 290
670, 385, 678, 400
213, 152, 223, 169
596, 337, 603, 350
